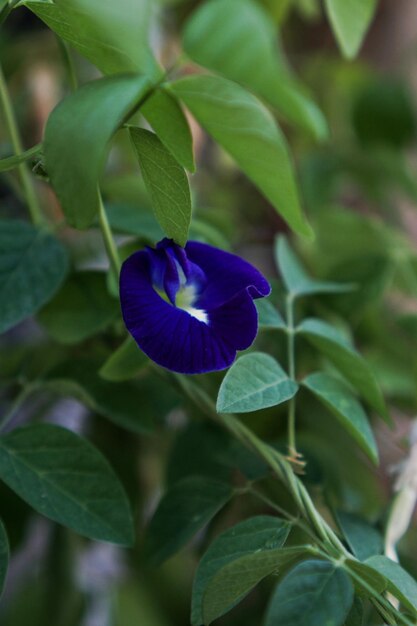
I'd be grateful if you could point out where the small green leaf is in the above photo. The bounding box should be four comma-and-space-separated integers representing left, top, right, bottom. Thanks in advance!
192, 516, 291, 625
324, 0, 377, 59
99, 337, 149, 381
265, 560, 354, 626
141, 88, 195, 172
303, 372, 378, 463
276, 235, 354, 297
45, 360, 156, 434
44, 74, 151, 229
298, 318, 388, 422
365, 555, 417, 615
169, 75, 312, 238
0, 143, 42, 172
146, 476, 232, 564
0, 519, 9, 599
37, 272, 119, 344
183, 0, 327, 140
217, 352, 298, 414
336, 511, 383, 561
0, 424, 134, 545
255, 299, 286, 330
0, 220, 69, 334
24, 0, 161, 77
129, 128, 191, 246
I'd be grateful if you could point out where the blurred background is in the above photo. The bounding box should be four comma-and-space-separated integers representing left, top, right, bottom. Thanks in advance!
2, 1, 417, 624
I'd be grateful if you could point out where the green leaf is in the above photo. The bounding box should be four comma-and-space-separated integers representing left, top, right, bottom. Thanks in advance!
265, 560, 354, 626
0, 220, 69, 334
324, 0, 377, 59
146, 476, 232, 565
0, 519, 9, 599
45, 360, 156, 434
169, 75, 312, 238
365, 555, 417, 615
192, 516, 291, 625
298, 318, 388, 422
216, 352, 298, 414
255, 299, 286, 330
37, 271, 119, 344
303, 372, 378, 464
345, 559, 386, 595
336, 512, 383, 561
141, 88, 195, 172
44, 74, 151, 229
99, 337, 149, 381
203, 547, 304, 625
275, 235, 354, 297
129, 128, 192, 246
0, 143, 42, 172
23, 0, 161, 77
0, 424, 134, 545
345, 598, 364, 626
183, 0, 327, 140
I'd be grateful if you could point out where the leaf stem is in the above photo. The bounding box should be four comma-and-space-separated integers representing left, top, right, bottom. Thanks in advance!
0, 64, 44, 226
98, 191, 121, 282
55, 37, 78, 92
286, 294, 297, 458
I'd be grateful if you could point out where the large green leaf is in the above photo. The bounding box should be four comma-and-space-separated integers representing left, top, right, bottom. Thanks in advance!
44, 74, 151, 229
366, 555, 417, 615
192, 516, 291, 624
324, 0, 377, 59
169, 75, 312, 238
45, 360, 157, 434
129, 128, 191, 246
265, 560, 354, 626
146, 476, 232, 564
141, 88, 195, 172
276, 235, 354, 297
336, 512, 383, 561
99, 337, 149, 382
0, 519, 8, 599
202, 547, 303, 625
0, 424, 134, 545
0, 220, 69, 333
216, 352, 298, 414
303, 372, 378, 463
183, 0, 327, 140
37, 271, 119, 344
24, 0, 161, 77
297, 318, 388, 421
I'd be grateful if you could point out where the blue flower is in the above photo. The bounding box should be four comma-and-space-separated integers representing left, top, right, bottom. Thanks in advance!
119, 238, 271, 374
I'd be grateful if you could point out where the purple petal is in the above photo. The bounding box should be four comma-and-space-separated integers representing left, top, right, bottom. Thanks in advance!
119, 250, 259, 374
185, 241, 271, 310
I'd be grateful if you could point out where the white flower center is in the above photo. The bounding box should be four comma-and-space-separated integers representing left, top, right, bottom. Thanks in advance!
176, 284, 208, 325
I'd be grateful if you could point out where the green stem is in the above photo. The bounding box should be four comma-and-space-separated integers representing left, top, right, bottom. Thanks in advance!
286, 294, 297, 457
0, 382, 40, 432
0, 64, 44, 226
98, 192, 121, 281
56, 37, 78, 92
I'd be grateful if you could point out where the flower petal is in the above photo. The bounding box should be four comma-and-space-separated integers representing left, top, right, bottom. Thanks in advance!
119, 250, 258, 374
185, 241, 271, 310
